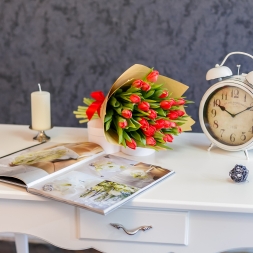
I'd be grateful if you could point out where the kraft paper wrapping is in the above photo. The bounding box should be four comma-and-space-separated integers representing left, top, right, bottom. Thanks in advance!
100, 64, 195, 146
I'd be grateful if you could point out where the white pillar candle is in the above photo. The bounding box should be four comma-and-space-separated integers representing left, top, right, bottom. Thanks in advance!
31, 89, 51, 131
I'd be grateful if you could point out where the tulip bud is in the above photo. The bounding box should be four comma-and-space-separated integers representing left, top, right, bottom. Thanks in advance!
175, 98, 186, 105
164, 120, 176, 128
167, 111, 179, 120
177, 126, 182, 133
138, 117, 149, 130
141, 82, 151, 92
153, 119, 165, 130
118, 119, 128, 128
130, 94, 141, 103
121, 109, 132, 119
148, 109, 157, 119
126, 138, 137, 149
132, 80, 143, 89
174, 110, 185, 117
160, 100, 174, 110
138, 101, 150, 112
146, 136, 156, 146
143, 125, 156, 137
163, 134, 174, 143
159, 91, 169, 98
147, 70, 159, 83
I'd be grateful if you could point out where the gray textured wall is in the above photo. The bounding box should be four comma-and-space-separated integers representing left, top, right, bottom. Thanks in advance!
0, 0, 253, 132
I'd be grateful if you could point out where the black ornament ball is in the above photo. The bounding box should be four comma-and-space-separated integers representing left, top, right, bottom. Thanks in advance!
229, 164, 249, 183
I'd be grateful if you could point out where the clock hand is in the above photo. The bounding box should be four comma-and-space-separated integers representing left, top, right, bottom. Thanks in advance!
217, 105, 235, 117
233, 106, 253, 117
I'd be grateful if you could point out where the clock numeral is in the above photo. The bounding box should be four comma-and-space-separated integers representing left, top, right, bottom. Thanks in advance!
213, 120, 219, 128
241, 132, 247, 141
213, 99, 221, 107
230, 133, 236, 142
222, 93, 227, 100
244, 94, 247, 102
220, 129, 225, 138
250, 102, 253, 111
211, 109, 216, 117
248, 126, 253, 134
231, 89, 239, 98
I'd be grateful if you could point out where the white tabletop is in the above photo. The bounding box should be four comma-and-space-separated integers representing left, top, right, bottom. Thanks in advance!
1, 124, 253, 214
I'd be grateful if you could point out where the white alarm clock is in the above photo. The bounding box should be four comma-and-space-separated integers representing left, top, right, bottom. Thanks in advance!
199, 52, 253, 159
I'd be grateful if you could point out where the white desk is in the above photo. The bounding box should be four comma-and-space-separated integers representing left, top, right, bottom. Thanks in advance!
1, 124, 253, 253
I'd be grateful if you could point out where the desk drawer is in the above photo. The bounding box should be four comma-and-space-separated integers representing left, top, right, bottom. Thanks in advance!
78, 208, 189, 245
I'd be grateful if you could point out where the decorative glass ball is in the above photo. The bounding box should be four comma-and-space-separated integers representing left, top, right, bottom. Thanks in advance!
229, 164, 249, 183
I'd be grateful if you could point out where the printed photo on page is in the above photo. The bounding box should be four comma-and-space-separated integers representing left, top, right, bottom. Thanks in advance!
0, 142, 103, 186
28, 154, 173, 214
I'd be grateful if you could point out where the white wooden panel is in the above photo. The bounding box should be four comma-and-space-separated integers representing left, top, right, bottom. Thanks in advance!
78, 208, 189, 245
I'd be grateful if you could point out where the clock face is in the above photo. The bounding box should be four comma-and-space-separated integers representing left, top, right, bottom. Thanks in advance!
203, 84, 253, 146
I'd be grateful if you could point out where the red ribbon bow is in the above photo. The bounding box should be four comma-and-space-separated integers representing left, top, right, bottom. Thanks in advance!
86, 91, 105, 120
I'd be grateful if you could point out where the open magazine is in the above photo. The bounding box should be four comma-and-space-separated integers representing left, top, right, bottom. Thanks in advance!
0, 142, 174, 215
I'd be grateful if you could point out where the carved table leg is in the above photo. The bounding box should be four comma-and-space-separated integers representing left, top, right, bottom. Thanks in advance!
14, 233, 29, 253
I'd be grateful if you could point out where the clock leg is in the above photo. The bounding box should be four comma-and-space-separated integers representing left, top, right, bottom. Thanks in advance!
244, 150, 249, 160
207, 143, 214, 151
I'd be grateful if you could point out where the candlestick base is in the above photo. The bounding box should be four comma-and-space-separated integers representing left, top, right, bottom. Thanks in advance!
29, 126, 53, 142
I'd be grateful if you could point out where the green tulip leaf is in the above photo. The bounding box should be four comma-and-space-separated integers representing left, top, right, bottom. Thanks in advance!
123, 131, 132, 142
122, 102, 135, 110
149, 103, 160, 109
109, 96, 120, 107
105, 118, 112, 131
126, 119, 136, 128
113, 119, 124, 144
130, 131, 141, 141
104, 109, 114, 122
143, 90, 155, 98
155, 108, 166, 116
151, 83, 163, 89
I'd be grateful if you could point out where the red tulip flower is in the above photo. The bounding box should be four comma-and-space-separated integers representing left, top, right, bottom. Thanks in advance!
153, 119, 165, 130
141, 82, 151, 91
118, 119, 128, 129
147, 70, 159, 83
164, 120, 176, 128
174, 110, 185, 117
143, 125, 156, 137
177, 126, 182, 133
132, 80, 143, 89
159, 91, 169, 98
126, 138, 137, 149
138, 101, 150, 112
167, 111, 179, 120
121, 109, 132, 119
160, 100, 174, 110
163, 134, 174, 143
175, 98, 186, 105
138, 117, 149, 130
130, 94, 141, 103
148, 109, 157, 119
146, 136, 156, 146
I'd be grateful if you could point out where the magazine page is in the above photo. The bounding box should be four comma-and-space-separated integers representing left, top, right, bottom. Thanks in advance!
28, 154, 174, 215
0, 142, 104, 186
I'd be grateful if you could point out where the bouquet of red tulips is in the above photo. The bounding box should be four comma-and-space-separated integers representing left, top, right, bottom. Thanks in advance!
74, 64, 194, 150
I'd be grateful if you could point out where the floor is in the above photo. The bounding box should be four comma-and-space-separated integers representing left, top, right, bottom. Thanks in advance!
0, 240, 101, 253
2, 240, 253, 253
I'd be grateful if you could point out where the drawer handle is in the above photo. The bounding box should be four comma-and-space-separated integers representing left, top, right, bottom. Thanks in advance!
110, 223, 152, 235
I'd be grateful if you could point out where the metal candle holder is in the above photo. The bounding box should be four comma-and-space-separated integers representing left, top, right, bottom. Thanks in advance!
29, 126, 53, 142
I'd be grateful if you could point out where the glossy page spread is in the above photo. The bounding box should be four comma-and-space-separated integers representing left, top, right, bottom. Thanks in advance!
0, 141, 104, 187
28, 154, 174, 215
